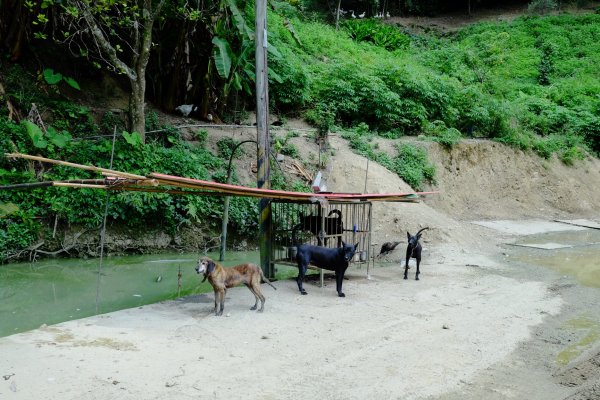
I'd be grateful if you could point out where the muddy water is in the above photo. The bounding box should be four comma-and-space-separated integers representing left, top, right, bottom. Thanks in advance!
511, 229, 600, 288
0, 251, 277, 338
511, 228, 600, 366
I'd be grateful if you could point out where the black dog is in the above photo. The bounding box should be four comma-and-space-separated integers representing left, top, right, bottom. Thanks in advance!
404, 227, 429, 280
296, 241, 358, 297
295, 209, 343, 247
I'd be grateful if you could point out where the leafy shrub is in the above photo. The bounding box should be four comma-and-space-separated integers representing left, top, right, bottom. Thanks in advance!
193, 129, 209, 147
304, 102, 336, 136
281, 142, 300, 158
269, 47, 310, 110
528, 0, 558, 14
537, 40, 555, 86
216, 137, 242, 159
495, 127, 536, 151
146, 125, 182, 147
392, 143, 436, 191
342, 19, 410, 51
0, 209, 40, 260
342, 129, 435, 191
574, 112, 600, 154
145, 110, 160, 132
46, 101, 99, 138
424, 120, 462, 148
100, 111, 127, 135
0, 112, 268, 259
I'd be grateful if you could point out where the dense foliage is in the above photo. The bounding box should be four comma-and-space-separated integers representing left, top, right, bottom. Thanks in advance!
0, 63, 264, 261
2, 1, 600, 260
266, 10, 599, 164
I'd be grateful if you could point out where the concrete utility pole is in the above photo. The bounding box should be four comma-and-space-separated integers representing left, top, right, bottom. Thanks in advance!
255, 0, 273, 278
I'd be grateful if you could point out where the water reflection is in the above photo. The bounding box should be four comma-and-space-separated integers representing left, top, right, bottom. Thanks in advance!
0, 251, 262, 337
511, 229, 600, 288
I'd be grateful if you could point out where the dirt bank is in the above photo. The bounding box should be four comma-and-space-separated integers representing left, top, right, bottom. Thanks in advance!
2, 129, 600, 399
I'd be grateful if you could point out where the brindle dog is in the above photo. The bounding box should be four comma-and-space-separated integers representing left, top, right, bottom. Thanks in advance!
195, 257, 276, 316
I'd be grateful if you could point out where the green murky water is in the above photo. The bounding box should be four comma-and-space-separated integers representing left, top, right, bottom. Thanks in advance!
0, 250, 306, 338
556, 316, 600, 366
0, 251, 302, 337
511, 228, 600, 365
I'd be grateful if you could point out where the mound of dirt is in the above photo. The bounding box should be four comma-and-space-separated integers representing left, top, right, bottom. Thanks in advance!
194, 119, 600, 255
322, 134, 600, 254
425, 140, 600, 221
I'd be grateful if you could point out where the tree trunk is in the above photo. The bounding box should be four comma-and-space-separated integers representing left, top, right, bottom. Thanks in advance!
129, 76, 146, 142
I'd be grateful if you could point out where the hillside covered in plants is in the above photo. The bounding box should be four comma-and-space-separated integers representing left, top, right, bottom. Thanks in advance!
1, 0, 600, 261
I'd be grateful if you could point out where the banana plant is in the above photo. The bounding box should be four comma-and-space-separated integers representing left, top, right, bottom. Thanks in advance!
211, 0, 282, 110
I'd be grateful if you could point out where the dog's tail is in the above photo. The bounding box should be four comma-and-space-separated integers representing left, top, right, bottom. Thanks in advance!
259, 268, 277, 290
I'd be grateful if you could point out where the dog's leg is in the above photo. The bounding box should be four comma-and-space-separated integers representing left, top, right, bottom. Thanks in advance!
415, 244, 422, 280
256, 287, 266, 312
335, 267, 347, 297
296, 262, 308, 295
213, 289, 219, 314
404, 247, 411, 280
247, 284, 260, 310
215, 288, 225, 316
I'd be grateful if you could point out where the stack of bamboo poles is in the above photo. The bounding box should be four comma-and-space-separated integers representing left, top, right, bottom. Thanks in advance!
2, 152, 434, 202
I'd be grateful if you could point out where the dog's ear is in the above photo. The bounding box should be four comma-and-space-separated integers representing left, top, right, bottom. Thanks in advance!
342, 241, 346, 247
354, 242, 359, 250
407, 231, 411, 240
207, 260, 216, 274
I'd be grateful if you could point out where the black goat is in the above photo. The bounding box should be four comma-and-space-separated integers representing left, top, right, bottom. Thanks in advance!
404, 227, 429, 280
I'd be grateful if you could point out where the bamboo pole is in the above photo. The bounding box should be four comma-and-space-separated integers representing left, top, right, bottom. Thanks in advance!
3, 153, 432, 202
5, 152, 147, 179
1, 179, 120, 191
52, 183, 109, 189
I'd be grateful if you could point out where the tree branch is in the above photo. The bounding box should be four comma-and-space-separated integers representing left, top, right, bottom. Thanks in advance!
76, 1, 137, 81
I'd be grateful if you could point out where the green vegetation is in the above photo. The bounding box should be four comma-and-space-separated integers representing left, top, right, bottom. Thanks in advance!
0, 109, 263, 260
2, 2, 600, 260
265, 11, 600, 161
342, 125, 436, 191
0, 63, 263, 261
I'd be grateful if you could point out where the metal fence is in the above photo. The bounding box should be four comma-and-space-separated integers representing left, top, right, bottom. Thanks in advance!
270, 200, 372, 270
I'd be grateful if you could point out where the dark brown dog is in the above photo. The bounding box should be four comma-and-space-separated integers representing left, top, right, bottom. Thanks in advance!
295, 209, 343, 247
195, 257, 276, 316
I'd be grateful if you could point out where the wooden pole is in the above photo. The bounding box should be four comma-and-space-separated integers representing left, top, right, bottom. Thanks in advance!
256, 0, 273, 278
